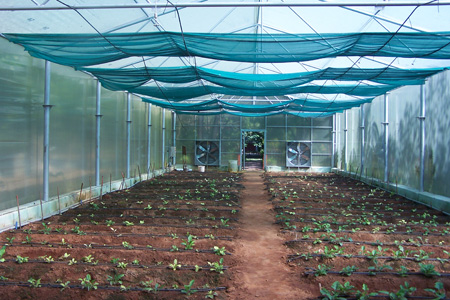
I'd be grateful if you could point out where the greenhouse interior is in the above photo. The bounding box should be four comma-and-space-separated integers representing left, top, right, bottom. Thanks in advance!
1, 1, 450, 299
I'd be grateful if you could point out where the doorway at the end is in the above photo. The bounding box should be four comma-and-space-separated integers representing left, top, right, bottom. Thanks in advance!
242, 131, 264, 170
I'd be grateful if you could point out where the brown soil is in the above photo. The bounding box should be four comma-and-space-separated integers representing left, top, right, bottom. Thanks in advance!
228, 172, 308, 300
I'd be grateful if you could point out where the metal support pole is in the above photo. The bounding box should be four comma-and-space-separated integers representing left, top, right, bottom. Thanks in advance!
172, 112, 176, 167
95, 80, 102, 186
126, 93, 131, 178
147, 103, 152, 173
331, 115, 335, 168
162, 108, 166, 169
43, 60, 51, 202
360, 104, 365, 174
344, 111, 348, 171
419, 83, 426, 192
383, 94, 389, 182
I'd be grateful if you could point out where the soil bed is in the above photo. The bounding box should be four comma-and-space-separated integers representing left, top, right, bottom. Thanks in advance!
264, 173, 450, 299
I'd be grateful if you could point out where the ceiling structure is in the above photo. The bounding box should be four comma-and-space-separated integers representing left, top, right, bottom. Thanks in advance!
2, 0, 450, 117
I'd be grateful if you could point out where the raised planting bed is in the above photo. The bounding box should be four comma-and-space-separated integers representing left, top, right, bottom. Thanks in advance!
264, 173, 450, 300
0, 171, 242, 299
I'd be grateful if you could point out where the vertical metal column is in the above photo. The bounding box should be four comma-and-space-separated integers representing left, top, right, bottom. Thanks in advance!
419, 84, 426, 192
344, 110, 348, 171
126, 93, 131, 178
331, 114, 336, 168
95, 81, 102, 186
162, 108, 166, 169
147, 103, 152, 172
43, 61, 51, 202
383, 94, 389, 182
360, 104, 365, 175
172, 112, 176, 167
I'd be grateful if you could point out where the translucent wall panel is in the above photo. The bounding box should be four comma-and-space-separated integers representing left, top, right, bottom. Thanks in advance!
242, 116, 264, 129
49, 63, 96, 198
425, 70, 450, 197
287, 127, 310, 140
100, 88, 127, 181
346, 107, 361, 171
130, 96, 148, 176
164, 109, 173, 167
150, 106, 163, 169
363, 97, 384, 180
387, 87, 421, 188
0, 39, 44, 210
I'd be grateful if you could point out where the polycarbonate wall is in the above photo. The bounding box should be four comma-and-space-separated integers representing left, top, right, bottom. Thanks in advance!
0, 38, 172, 211
335, 70, 450, 198
176, 113, 333, 169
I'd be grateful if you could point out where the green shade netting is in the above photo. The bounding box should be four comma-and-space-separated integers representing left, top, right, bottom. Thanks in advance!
175, 110, 335, 118
5, 31, 450, 66
131, 83, 398, 99
142, 97, 372, 114
81, 66, 444, 91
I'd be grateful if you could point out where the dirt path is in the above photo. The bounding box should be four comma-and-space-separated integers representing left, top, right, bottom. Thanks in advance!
228, 171, 310, 299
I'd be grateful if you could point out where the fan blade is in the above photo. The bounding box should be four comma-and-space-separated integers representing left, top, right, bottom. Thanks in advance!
198, 145, 206, 152
288, 148, 298, 155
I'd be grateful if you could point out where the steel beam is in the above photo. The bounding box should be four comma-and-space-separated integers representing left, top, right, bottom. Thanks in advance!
95, 81, 102, 186
383, 94, 389, 182
172, 112, 176, 167
344, 111, 348, 171
360, 104, 365, 174
147, 103, 152, 172
2, 1, 449, 10
162, 108, 166, 169
419, 83, 426, 192
43, 61, 51, 202
331, 114, 336, 168
126, 93, 131, 178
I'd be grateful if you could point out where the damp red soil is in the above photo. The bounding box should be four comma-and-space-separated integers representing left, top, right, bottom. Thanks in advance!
228, 172, 308, 300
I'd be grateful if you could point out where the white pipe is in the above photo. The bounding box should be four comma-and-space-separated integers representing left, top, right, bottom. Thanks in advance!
95, 81, 101, 186
360, 104, 365, 174
344, 110, 348, 171
383, 93, 389, 182
2, 1, 448, 10
331, 114, 336, 168
172, 112, 176, 167
419, 83, 426, 192
147, 103, 152, 172
43, 61, 51, 202
126, 93, 131, 178
162, 108, 166, 169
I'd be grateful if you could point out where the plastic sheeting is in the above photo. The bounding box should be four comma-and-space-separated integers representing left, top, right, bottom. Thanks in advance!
6, 31, 450, 66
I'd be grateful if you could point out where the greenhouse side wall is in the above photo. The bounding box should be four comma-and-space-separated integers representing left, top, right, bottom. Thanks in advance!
176, 113, 333, 171
0, 38, 173, 229
335, 70, 450, 211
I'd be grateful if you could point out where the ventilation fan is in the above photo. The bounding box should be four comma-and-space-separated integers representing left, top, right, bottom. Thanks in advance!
195, 141, 219, 166
286, 142, 311, 167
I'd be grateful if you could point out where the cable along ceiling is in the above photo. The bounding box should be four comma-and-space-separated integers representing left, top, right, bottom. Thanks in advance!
2, 0, 450, 117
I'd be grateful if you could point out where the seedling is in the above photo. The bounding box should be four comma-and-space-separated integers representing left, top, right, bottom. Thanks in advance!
205, 290, 218, 299
59, 280, 71, 291
424, 282, 446, 300
140, 280, 161, 293
355, 284, 378, 300
107, 273, 125, 286
16, 255, 29, 264
123, 221, 134, 226
419, 263, 441, 277
105, 220, 115, 226
315, 264, 331, 277
132, 259, 140, 265
181, 234, 195, 250
208, 258, 225, 274
79, 274, 98, 291
122, 241, 133, 250
213, 246, 226, 256
6, 237, 15, 245
397, 266, 409, 277
0, 245, 6, 262
169, 259, 181, 271
82, 255, 95, 263
380, 282, 416, 299
117, 262, 128, 269
181, 279, 197, 296
340, 265, 358, 276
68, 258, 77, 265
28, 277, 41, 288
